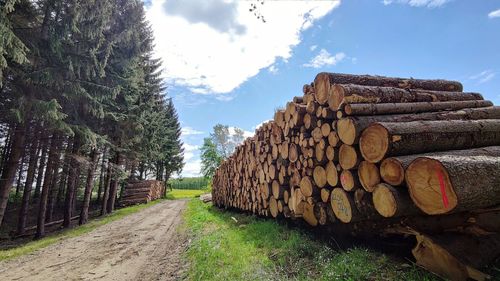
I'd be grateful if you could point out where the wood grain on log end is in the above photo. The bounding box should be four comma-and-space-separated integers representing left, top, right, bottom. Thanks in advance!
358, 161, 381, 192
330, 188, 354, 223
359, 123, 388, 163
380, 158, 405, 186
406, 157, 458, 215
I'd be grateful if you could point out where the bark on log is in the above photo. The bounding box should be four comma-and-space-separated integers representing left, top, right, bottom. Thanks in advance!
315, 73, 463, 107
405, 146, 500, 215
329, 84, 479, 110
360, 119, 500, 163
343, 100, 493, 116
338, 106, 500, 145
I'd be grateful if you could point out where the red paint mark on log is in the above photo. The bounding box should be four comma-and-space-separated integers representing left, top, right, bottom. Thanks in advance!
436, 167, 449, 209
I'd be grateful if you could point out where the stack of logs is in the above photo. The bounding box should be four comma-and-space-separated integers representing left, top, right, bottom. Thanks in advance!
212, 72, 500, 281
120, 180, 164, 206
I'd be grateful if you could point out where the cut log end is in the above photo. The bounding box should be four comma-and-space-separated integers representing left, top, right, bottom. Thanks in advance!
330, 188, 353, 223
313, 166, 327, 188
358, 161, 380, 192
372, 183, 398, 217
300, 176, 314, 197
339, 144, 360, 170
340, 170, 359, 192
359, 123, 389, 163
406, 157, 458, 215
380, 158, 405, 186
337, 118, 357, 145
326, 161, 338, 187
331, 84, 345, 110
314, 73, 330, 105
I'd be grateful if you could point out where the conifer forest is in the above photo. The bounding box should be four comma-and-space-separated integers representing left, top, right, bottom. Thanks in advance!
0, 0, 183, 238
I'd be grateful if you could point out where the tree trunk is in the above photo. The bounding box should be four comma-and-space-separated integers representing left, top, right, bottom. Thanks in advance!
17, 133, 41, 235
360, 119, 500, 163
56, 148, 71, 207
100, 164, 112, 216
0, 124, 26, 227
34, 139, 49, 199
337, 106, 500, 145
0, 126, 13, 176
35, 133, 61, 239
329, 84, 481, 110
405, 146, 500, 215
106, 152, 122, 214
97, 148, 107, 202
46, 139, 64, 223
79, 148, 98, 225
342, 100, 493, 116
63, 137, 81, 228
15, 151, 26, 199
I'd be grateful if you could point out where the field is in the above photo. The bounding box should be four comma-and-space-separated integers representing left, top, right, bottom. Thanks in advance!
165, 189, 208, 200
169, 177, 209, 190
182, 199, 438, 281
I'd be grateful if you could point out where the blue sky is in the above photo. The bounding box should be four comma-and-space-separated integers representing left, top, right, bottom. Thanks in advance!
145, 0, 500, 177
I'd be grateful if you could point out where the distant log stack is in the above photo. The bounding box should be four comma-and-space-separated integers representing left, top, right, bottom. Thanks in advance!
212, 72, 500, 280
120, 180, 164, 206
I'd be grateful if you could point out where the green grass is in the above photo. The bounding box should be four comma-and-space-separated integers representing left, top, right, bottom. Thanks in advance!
169, 177, 209, 190
0, 199, 163, 261
182, 199, 438, 281
165, 188, 208, 200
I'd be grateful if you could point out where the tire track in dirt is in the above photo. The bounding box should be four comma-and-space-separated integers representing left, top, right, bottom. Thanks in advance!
0, 199, 188, 281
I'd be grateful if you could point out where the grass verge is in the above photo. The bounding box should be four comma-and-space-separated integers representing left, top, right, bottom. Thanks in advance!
0, 199, 163, 261
165, 189, 208, 200
182, 199, 438, 281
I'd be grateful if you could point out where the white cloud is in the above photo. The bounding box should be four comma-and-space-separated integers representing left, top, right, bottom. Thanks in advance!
183, 143, 200, 163
182, 159, 202, 177
146, 0, 340, 94
310, 45, 318, 51
303, 49, 346, 68
382, 0, 450, 8
181, 126, 204, 137
488, 9, 500, 18
268, 65, 278, 74
469, 70, 496, 84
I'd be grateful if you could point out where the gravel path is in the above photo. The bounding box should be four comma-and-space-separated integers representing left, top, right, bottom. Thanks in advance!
0, 199, 188, 281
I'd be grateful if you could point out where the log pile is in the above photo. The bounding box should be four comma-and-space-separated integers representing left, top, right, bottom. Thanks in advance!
120, 180, 164, 206
212, 72, 500, 280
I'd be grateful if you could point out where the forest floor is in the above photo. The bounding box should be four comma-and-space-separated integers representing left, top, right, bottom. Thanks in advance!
0, 199, 188, 281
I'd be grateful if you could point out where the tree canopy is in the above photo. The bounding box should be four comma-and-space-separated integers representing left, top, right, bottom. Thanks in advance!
0, 0, 183, 235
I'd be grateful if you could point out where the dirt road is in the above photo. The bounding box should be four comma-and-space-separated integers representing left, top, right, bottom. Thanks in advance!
0, 199, 188, 281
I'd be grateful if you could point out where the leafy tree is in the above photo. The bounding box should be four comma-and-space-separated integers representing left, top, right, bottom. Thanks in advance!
200, 138, 222, 179
201, 124, 247, 178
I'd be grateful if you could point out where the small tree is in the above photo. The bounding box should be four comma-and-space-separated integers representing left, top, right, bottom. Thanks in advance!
200, 138, 222, 179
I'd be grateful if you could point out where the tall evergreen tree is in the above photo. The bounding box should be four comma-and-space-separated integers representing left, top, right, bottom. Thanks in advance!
0, 0, 185, 234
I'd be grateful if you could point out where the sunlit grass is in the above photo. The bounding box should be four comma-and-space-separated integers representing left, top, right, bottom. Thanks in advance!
0, 199, 163, 261
165, 189, 208, 200
182, 199, 438, 281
